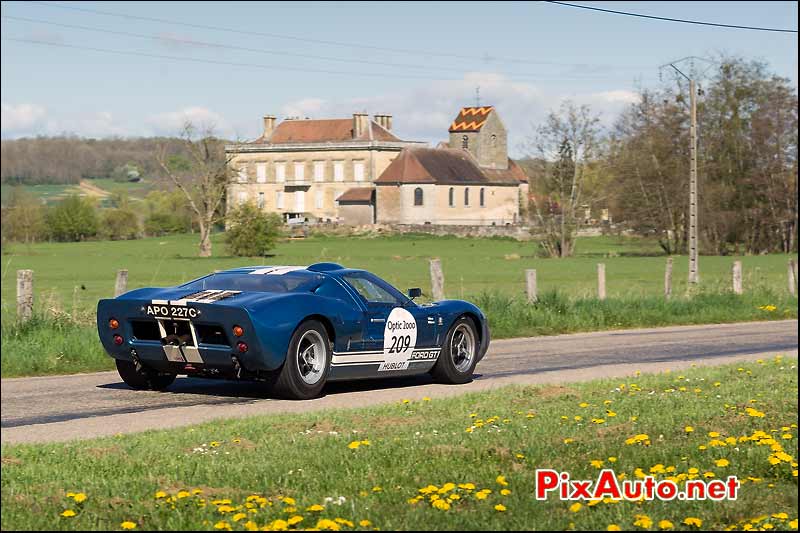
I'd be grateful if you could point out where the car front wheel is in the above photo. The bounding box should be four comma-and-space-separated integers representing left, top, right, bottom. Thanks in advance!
115, 359, 176, 391
270, 320, 331, 400
430, 315, 479, 384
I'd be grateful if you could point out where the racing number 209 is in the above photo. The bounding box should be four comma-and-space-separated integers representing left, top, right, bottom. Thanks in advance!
387, 335, 412, 354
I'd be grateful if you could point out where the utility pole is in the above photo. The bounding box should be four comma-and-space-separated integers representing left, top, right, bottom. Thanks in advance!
660, 57, 713, 286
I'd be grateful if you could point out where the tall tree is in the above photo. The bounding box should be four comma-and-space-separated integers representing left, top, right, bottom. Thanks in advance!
526, 101, 602, 257
156, 123, 232, 257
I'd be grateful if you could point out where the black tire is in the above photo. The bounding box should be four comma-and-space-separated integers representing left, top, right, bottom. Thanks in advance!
115, 359, 176, 391
269, 320, 332, 400
430, 315, 479, 384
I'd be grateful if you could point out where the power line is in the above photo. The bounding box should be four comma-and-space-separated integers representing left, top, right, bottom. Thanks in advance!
2, 36, 653, 84
1, 14, 650, 82
546, 1, 798, 33
27, 0, 651, 69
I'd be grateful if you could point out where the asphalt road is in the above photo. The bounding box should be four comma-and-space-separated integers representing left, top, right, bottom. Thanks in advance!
2, 320, 797, 445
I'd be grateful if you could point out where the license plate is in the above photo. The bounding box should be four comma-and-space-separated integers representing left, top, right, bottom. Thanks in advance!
144, 304, 199, 319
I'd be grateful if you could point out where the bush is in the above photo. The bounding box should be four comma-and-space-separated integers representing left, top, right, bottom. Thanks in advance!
45, 195, 98, 242
0, 187, 47, 243
100, 207, 141, 240
142, 190, 194, 236
224, 202, 283, 257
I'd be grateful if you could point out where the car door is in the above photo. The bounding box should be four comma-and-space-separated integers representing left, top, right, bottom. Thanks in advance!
341, 273, 441, 367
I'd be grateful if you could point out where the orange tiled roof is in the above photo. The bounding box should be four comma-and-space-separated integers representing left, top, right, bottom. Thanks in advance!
255, 119, 401, 144
448, 106, 494, 132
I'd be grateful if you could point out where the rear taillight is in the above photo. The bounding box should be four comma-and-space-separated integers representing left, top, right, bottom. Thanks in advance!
109, 318, 120, 329
236, 341, 248, 353
113, 334, 124, 345
232, 325, 244, 337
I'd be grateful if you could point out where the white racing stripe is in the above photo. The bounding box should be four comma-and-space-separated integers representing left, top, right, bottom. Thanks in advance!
331, 349, 441, 366
249, 266, 308, 275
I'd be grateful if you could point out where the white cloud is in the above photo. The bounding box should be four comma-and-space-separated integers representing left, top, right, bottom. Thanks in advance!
145, 106, 234, 138
1, 103, 47, 136
276, 72, 639, 157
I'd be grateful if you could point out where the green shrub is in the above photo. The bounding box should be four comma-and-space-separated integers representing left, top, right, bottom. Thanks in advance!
100, 207, 141, 240
45, 195, 98, 242
142, 190, 194, 236
224, 202, 283, 257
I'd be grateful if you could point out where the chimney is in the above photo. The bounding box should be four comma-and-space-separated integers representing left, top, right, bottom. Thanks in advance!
262, 115, 276, 139
384, 114, 392, 131
352, 112, 369, 138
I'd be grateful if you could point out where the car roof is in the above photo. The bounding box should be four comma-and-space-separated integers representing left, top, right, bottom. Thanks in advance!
217, 263, 358, 276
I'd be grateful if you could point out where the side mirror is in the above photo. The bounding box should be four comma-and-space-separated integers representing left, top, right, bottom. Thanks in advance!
407, 288, 422, 299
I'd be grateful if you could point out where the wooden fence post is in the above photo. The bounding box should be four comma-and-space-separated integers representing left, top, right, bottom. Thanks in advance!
114, 269, 129, 297
732, 261, 743, 295
790, 259, 798, 297
16, 269, 33, 322
597, 263, 606, 300
526, 269, 538, 303
664, 257, 673, 299
429, 259, 445, 301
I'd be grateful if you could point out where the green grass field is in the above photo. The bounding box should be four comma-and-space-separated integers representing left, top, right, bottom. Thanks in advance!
0, 179, 153, 207
1, 232, 796, 318
2, 358, 797, 531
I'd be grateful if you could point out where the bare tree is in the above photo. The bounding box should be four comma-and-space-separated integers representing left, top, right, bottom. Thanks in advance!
526, 101, 602, 257
156, 122, 232, 257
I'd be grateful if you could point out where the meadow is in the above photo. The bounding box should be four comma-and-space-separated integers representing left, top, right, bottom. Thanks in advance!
1, 358, 797, 530
1, 232, 797, 315
1, 233, 796, 377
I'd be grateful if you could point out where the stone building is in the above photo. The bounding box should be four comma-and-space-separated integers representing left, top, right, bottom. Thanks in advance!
225, 113, 423, 222
374, 106, 527, 226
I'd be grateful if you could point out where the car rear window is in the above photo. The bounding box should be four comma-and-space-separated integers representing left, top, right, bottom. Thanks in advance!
180, 271, 324, 293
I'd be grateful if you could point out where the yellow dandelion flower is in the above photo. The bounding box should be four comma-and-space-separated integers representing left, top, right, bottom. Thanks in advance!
715, 459, 730, 467
684, 517, 703, 528
496, 475, 509, 486
591, 460, 605, 468
569, 503, 582, 513
348, 441, 361, 449
287, 516, 304, 526
307, 504, 325, 512
73, 493, 87, 503
177, 490, 190, 499
213, 521, 231, 530
494, 504, 507, 512
60, 510, 77, 518
271, 519, 290, 531
563, 438, 575, 444
659, 520, 674, 530
232, 513, 247, 522
608, 526, 622, 531
500, 489, 511, 496
120, 521, 137, 530
359, 519, 372, 527
422, 397, 431, 402
432, 499, 451, 511
685, 426, 695, 433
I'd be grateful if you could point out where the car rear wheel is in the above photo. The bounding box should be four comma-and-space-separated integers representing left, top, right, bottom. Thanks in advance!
270, 320, 331, 400
115, 359, 176, 391
430, 315, 479, 384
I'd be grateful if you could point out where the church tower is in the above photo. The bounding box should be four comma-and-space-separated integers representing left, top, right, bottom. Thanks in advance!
447, 106, 508, 170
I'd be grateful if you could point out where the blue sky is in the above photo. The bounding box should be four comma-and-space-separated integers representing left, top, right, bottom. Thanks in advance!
1, 1, 797, 155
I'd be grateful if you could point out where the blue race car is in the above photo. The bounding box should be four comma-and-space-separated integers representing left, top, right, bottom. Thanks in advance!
96, 264, 490, 399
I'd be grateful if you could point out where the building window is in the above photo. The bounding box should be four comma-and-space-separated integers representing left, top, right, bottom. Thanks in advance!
314, 161, 324, 182
294, 190, 305, 212
275, 162, 286, 183
256, 163, 267, 183
414, 187, 423, 206
294, 162, 305, 183
354, 161, 364, 182
464, 187, 470, 206
276, 191, 284, 209
334, 161, 344, 182
237, 166, 248, 183
315, 189, 324, 209
480, 187, 485, 207
490, 134, 497, 146
257, 192, 265, 209
238, 191, 247, 205
462, 135, 468, 149
448, 187, 454, 207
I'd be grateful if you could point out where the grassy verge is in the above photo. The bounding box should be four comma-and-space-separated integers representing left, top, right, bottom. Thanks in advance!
2, 359, 797, 531
2, 290, 796, 378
